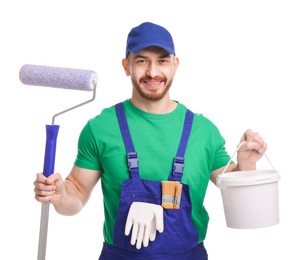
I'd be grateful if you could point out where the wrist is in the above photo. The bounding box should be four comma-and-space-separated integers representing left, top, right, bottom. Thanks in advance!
236, 162, 256, 171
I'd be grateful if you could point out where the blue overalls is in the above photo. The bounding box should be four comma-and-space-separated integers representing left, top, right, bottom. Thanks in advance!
99, 102, 208, 260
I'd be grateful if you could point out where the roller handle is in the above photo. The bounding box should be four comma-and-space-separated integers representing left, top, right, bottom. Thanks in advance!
37, 124, 59, 260
43, 125, 60, 177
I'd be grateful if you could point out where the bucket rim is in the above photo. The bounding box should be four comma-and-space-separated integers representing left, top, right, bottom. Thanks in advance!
216, 169, 280, 188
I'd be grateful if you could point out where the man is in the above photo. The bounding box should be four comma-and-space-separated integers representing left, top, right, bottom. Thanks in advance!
34, 22, 267, 259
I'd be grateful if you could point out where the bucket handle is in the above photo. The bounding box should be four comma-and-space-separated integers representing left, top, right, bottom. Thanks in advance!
216, 141, 276, 187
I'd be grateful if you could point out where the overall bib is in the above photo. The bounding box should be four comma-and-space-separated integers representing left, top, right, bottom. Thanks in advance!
99, 102, 208, 260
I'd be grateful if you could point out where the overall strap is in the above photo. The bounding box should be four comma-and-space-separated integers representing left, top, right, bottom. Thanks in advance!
115, 102, 140, 180
169, 109, 194, 182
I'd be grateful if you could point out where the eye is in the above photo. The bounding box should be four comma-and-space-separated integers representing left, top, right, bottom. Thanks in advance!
136, 59, 146, 64
159, 59, 169, 64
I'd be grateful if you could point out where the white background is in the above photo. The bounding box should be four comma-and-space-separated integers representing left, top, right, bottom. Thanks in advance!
1, 0, 298, 259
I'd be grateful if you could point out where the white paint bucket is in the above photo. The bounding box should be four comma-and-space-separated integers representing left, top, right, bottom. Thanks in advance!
216, 143, 280, 229
217, 169, 280, 229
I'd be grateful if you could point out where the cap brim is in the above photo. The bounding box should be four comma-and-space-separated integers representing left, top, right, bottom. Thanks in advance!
128, 42, 175, 56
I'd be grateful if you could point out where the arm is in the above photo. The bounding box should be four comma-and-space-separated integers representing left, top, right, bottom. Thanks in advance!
210, 129, 267, 185
34, 165, 101, 215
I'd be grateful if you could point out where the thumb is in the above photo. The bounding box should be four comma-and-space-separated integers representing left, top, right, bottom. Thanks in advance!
154, 206, 164, 233
45, 173, 61, 185
125, 215, 133, 236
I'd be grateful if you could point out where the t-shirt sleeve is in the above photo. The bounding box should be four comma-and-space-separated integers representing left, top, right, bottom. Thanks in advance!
211, 137, 232, 171
194, 113, 233, 172
74, 122, 102, 171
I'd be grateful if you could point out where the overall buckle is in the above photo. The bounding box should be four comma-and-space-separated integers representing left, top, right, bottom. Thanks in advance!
127, 152, 139, 170
173, 156, 184, 175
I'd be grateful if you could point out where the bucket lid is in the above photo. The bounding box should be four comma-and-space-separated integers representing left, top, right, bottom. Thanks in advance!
216, 170, 280, 188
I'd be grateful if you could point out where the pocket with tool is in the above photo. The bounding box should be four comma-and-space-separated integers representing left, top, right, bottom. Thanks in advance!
162, 181, 183, 209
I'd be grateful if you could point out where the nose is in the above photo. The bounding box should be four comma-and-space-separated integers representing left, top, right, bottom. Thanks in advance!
146, 63, 159, 78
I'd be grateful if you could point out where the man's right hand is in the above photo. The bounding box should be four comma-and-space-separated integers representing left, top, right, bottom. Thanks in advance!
34, 173, 64, 203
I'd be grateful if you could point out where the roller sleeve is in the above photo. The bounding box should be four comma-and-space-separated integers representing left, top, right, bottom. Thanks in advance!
19, 64, 97, 91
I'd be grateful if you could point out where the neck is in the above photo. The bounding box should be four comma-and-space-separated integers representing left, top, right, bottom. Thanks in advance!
130, 95, 177, 114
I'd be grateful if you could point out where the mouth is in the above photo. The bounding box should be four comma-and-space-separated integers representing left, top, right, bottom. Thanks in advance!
143, 79, 164, 89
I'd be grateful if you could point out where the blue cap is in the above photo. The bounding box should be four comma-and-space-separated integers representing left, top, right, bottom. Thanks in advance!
126, 22, 175, 58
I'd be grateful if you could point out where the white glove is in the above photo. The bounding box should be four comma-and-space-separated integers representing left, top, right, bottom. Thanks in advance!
124, 202, 164, 249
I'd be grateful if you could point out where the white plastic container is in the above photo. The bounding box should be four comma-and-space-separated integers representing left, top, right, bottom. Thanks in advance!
217, 169, 280, 229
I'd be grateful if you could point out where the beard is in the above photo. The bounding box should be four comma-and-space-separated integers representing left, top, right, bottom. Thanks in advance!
131, 77, 173, 101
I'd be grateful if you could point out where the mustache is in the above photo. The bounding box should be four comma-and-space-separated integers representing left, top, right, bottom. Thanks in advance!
141, 76, 166, 81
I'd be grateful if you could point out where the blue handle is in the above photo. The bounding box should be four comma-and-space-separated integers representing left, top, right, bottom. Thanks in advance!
43, 125, 60, 177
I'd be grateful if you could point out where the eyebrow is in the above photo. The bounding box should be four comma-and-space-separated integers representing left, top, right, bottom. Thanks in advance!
134, 53, 172, 60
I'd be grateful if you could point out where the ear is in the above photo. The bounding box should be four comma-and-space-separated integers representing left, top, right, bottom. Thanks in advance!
173, 57, 180, 73
174, 56, 179, 67
122, 59, 130, 76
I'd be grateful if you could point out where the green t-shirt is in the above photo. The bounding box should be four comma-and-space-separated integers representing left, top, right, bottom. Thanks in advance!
75, 99, 230, 245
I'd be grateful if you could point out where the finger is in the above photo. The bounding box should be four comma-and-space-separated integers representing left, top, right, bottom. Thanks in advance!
252, 134, 267, 152
252, 132, 262, 142
130, 223, 139, 246
124, 217, 133, 236
258, 141, 267, 154
136, 224, 145, 249
36, 173, 47, 182
149, 219, 156, 241
242, 129, 255, 142
34, 188, 55, 197
35, 180, 56, 191
240, 129, 252, 143
254, 135, 265, 152
143, 223, 151, 247
34, 194, 53, 203
240, 140, 265, 153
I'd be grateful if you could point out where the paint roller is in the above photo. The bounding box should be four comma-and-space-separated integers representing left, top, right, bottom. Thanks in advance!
19, 64, 98, 260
